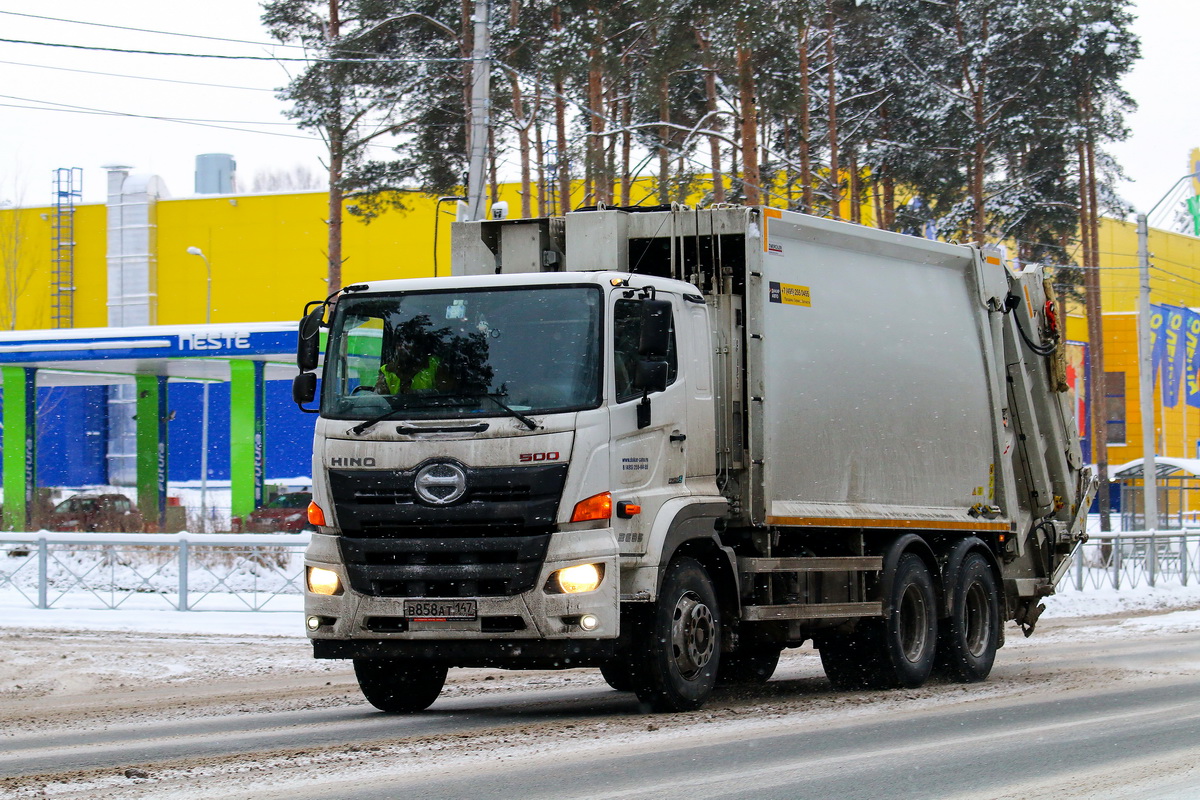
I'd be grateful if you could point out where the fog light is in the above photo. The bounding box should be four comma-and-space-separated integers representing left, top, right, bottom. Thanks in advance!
306, 615, 322, 630
307, 566, 341, 595
579, 614, 599, 631
555, 563, 604, 594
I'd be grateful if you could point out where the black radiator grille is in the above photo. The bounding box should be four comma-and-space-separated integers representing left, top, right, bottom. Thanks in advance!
329, 463, 567, 598
328, 463, 567, 533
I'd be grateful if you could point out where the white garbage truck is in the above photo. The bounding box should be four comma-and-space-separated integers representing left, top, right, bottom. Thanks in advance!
292, 206, 1094, 713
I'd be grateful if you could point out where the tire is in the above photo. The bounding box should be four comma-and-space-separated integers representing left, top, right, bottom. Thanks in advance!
630, 556, 721, 712
819, 629, 881, 689
599, 660, 634, 692
353, 658, 447, 713
820, 552, 937, 690
937, 552, 1000, 682
877, 553, 938, 688
718, 643, 782, 685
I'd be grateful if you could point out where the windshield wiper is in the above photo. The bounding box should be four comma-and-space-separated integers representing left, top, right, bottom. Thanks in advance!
348, 393, 467, 436
475, 392, 539, 431
348, 391, 537, 435
349, 404, 405, 436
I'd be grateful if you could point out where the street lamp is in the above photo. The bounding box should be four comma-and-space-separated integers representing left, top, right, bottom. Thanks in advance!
1136, 172, 1200, 531
186, 246, 212, 533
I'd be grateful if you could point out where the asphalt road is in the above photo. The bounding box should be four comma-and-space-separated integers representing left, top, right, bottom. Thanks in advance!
2, 614, 1198, 799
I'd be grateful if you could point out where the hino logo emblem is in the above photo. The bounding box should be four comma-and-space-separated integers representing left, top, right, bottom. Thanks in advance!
413, 461, 468, 505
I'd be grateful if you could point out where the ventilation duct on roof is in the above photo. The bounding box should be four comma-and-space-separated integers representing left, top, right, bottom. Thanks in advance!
103, 165, 167, 484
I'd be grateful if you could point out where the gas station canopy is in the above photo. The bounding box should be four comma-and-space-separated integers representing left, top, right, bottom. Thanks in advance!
0, 322, 303, 532
0, 322, 301, 384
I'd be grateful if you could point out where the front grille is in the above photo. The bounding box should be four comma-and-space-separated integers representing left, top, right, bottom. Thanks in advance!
330, 463, 567, 598
329, 464, 567, 533
342, 532, 551, 598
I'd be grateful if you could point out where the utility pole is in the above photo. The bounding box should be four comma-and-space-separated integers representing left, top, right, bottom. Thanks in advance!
1137, 170, 1200, 531
465, 0, 491, 222
1136, 212, 1157, 531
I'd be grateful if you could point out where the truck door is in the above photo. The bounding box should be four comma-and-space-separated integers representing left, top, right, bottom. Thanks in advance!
610, 292, 687, 552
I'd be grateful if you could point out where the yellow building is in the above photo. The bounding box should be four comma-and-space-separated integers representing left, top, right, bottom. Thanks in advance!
1065, 218, 1200, 469
4, 167, 1200, 473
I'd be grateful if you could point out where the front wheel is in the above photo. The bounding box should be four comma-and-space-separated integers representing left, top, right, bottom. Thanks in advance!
937, 552, 1000, 682
630, 556, 721, 712
353, 658, 446, 713
599, 660, 634, 692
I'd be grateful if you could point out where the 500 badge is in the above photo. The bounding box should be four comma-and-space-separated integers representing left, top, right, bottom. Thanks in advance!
519, 451, 561, 463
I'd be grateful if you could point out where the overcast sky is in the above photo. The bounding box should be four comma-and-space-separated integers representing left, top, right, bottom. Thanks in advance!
0, 0, 1195, 228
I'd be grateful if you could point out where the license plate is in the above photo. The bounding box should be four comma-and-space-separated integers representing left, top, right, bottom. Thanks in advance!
404, 599, 478, 621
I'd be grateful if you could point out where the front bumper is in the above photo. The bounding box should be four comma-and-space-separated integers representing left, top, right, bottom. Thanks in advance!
312, 637, 616, 668
304, 527, 620, 660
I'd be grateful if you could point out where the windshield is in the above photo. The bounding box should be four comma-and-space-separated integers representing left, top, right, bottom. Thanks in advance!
322, 285, 603, 420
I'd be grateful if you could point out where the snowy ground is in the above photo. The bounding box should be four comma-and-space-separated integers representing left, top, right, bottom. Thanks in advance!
1, 556, 1198, 799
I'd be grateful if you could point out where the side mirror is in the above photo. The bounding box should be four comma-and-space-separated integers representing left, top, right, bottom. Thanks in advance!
638, 299, 672, 358
293, 371, 317, 408
634, 360, 669, 394
297, 305, 323, 372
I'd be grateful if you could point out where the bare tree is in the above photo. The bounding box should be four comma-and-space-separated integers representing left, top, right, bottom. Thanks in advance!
250, 164, 324, 192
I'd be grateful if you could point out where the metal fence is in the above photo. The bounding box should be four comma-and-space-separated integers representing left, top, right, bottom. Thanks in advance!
1060, 531, 1197, 591
2, 531, 1193, 613
0, 532, 310, 612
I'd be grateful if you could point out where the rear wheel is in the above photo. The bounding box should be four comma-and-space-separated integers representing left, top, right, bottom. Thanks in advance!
878, 553, 938, 688
819, 628, 880, 689
819, 552, 938, 690
718, 643, 782, 685
630, 556, 721, 712
353, 658, 446, 713
937, 552, 1000, 682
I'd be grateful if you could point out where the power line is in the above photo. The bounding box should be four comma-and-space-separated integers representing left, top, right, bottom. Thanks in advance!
0, 97, 402, 152
0, 36, 467, 64
0, 101, 324, 142
0, 58, 277, 92
0, 9, 306, 50
1149, 265, 1200, 289
0, 92, 297, 126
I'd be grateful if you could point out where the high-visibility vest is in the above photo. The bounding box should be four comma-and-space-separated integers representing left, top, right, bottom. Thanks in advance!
380, 355, 442, 393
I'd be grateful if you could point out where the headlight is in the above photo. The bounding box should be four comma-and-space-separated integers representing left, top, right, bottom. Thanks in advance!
551, 563, 604, 594
307, 566, 342, 595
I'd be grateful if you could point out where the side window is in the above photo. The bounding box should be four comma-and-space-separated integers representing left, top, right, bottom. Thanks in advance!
1105, 371, 1126, 446
613, 298, 677, 403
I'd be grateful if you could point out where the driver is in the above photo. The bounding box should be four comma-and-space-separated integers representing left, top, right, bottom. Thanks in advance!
375, 334, 452, 394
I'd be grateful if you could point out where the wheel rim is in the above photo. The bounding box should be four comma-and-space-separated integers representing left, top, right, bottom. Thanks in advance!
670, 590, 716, 679
898, 583, 930, 663
963, 580, 991, 658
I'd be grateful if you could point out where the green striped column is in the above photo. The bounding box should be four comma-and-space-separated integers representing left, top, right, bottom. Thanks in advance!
135, 375, 168, 530
1, 366, 36, 532
230, 360, 265, 521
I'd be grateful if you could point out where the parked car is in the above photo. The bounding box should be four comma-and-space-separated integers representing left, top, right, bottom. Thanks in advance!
46, 494, 144, 533
239, 492, 314, 532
